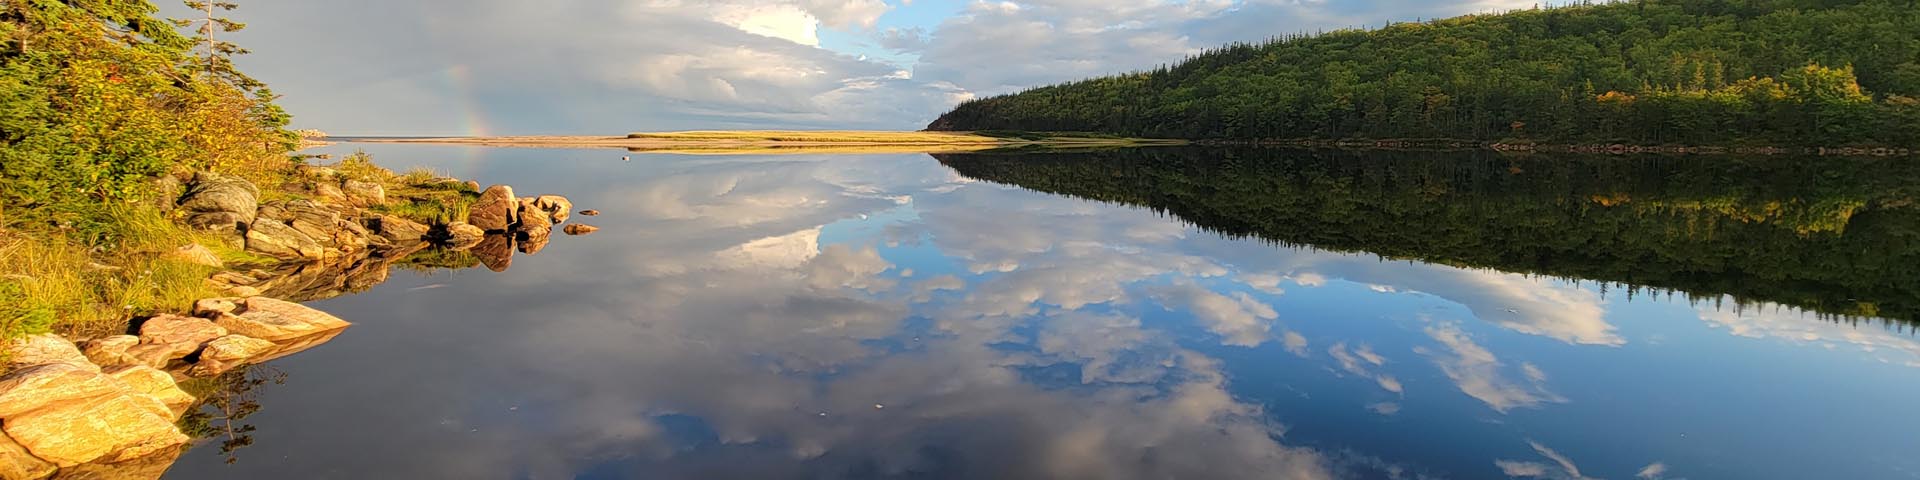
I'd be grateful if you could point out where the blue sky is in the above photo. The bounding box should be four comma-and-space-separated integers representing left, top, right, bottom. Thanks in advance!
206, 0, 1541, 135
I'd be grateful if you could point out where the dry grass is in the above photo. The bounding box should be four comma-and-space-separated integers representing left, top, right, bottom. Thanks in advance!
1, 206, 225, 339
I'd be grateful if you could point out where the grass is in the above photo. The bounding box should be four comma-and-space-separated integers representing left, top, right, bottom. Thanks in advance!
626, 130, 1006, 143
1, 204, 226, 339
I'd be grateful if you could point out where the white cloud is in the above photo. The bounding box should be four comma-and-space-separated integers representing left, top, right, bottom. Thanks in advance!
1422, 324, 1565, 413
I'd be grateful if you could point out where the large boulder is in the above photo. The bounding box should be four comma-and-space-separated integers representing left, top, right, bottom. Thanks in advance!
197, 297, 351, 342
0, 365, 187, 467
468, 185, 517, 231
177, 172, 259, 233
6, 334, 97, 373
247, 200, 372, 261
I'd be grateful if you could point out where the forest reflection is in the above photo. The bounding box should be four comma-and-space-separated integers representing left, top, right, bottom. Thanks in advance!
937, 148, 1920, 326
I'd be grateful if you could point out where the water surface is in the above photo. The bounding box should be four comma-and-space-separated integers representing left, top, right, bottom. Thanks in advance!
164, 145, 1920, 479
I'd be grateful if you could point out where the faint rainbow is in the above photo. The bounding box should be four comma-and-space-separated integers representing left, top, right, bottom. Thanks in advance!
441, 64, 492, 138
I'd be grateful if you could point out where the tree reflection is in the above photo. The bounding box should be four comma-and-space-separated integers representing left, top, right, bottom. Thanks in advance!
177, 365, 289, 465
938, 148, 1920, 324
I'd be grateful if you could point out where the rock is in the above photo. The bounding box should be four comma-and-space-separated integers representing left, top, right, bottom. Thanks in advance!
6, 334, 97, 373
2, 390, 187, 466
177, 172, 258, 232
135, 315, 227, 348
104, 366, 194, 419
0, 364, 118, 418
191, 298, 238, 317
165, 243, 223, 268
198, 335, 275, 363
516, 222, 551, 255
204, 297, 351, 342
368, 214, 430, 243
468, 185, 517, 231
50, 446, 182, 480
151, 175, 185, 213
514, 197, 551, 230
0, 434, 56, 480
310, 181, 349, 204
563, 224, 600, 236
226, 285, 261, 297
443, 223, 486, 250
77, 336, 140, 369
245, 218, 326, 261
254, 200, 371, 260
463, 180, 482, 192
533, 195, 572, 224
121, 343, 193, 370
472, 234, 514, 272
579, 209, 600, 216
342, 180, 386, 207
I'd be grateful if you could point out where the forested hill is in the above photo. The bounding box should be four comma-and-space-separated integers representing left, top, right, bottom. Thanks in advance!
927, 0, 1920, 145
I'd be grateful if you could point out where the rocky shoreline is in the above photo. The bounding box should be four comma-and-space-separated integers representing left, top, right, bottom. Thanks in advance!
0, 164, 597, 478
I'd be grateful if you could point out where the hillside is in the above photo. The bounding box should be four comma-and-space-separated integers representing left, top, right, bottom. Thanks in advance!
928, 0, 1920, 145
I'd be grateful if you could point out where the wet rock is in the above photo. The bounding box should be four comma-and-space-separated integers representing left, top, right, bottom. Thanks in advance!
579, 209, 600, 216
472, 234, 514, 272
50, 445, 182, 480
368, 214, 430, 243
533, 195, 572, 224
6, 334, 97, 373
104, 366, 194, 419
177, 172, 258, 233
135, 315, 227, 348
443, 223, 486, 250
77, 336, 139, 369
165, 243, 223, 268
563, 224, 600, 236
0, 434, 56, 480
202, 297, 351, 342
342, 180, 387, 207
468, 185, 517, 231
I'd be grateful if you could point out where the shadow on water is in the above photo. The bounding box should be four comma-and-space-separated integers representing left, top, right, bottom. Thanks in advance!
936, 147, 1920, 327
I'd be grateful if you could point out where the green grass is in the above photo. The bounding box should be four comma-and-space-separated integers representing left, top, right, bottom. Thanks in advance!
1, 205, 225, 339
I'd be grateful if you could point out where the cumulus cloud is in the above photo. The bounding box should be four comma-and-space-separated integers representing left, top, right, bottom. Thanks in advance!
1699, 302, 1920, 368
1420, 324, 1565, 413
1494, 440, 1597, 480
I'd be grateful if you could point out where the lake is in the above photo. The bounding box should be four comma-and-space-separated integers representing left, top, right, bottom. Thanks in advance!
161, 144, 1920, 479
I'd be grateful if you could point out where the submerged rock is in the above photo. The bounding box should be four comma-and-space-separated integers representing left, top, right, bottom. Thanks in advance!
469, 185, 517, 231
578, 209, 600, 216
472, 234, 514, 272
517, 221, 552, 255
563, 224, 599, 236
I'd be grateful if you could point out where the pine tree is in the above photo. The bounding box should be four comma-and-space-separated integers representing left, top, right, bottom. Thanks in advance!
173, 1, 260, 90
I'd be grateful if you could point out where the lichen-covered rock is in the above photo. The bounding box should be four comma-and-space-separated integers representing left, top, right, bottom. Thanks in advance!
468, 184, 517, 231
0, 434, 56, 480
2, 391, 187, 466
177, 172, 258, 233
78, 336, 140, 369
342, 180, 386, 207
563, 224, 599, 236
202, 297, 351, 342
6, 334, 97, 373
198, 335, 275, 363
121, 343, 193, 370
135, 315, 227, 348
0, 365, 117, 418
104, 366, 195, 419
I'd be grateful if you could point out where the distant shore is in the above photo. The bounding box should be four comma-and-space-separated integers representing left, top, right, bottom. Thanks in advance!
335, 131, 1186, 154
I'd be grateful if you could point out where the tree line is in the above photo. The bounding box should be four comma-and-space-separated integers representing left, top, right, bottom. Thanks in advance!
929, 0, 1920, 145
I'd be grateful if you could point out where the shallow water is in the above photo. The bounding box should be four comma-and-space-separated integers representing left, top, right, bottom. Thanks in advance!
163, 144, 1920, 480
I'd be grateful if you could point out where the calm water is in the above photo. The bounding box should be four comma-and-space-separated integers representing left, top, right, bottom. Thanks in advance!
164, 145, 1920, 480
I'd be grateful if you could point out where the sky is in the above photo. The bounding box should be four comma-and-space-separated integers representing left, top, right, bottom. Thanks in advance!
192, 0, 1541, 135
